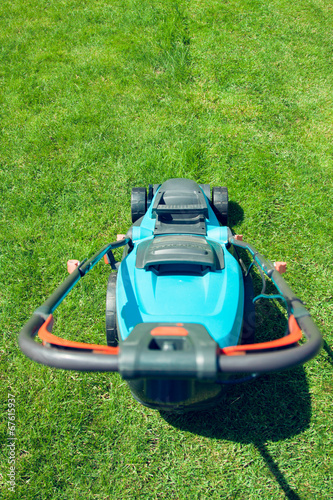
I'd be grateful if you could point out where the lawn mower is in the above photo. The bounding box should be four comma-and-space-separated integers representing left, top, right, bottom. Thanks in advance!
19, 179, 322, 411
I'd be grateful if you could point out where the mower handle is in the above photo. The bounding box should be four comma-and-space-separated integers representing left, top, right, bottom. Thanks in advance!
19, 236, 322, 375
218, 314, 322, 373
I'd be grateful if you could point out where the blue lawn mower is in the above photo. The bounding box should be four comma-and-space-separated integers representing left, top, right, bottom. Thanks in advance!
19, 179, 322, 412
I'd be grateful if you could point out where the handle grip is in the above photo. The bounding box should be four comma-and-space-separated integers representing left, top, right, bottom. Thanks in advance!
219, 235, 323, 373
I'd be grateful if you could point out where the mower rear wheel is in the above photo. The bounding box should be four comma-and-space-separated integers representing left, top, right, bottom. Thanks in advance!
131, 188, 147, 223
106, 272, 118, 347
212, 187, 228, 225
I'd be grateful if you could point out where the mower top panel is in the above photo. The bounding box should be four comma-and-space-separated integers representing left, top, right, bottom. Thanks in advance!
131, 183, 223, 241
135, 234, 225, 272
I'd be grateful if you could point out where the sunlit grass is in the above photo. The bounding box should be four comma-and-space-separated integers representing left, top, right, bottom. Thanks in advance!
1, 0, 333, 498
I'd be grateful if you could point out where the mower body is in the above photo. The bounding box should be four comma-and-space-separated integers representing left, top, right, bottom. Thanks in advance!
113, 179, 250, 411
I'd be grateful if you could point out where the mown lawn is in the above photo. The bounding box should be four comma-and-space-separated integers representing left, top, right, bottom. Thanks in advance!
1, 1, 332, 498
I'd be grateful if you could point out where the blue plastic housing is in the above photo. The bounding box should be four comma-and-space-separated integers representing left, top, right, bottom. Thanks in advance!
116, 189, 244, 348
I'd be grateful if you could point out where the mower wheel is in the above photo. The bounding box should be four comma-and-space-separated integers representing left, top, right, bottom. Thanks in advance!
106, 272, 118, 347
199, 184, 211, 201
131, 188, 147, 223
212, 187, 228, 225
241, 273, 256, 344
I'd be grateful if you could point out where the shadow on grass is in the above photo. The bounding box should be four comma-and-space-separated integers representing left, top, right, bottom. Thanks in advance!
161, 273, 309, 500
323, 340, 333, 367
228, 200, 244, 228
161, 368, 309, 500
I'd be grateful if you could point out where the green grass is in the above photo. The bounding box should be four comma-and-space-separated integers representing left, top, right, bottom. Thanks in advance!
1, 0, 333, 498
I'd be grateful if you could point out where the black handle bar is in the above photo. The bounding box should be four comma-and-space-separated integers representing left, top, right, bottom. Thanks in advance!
19, 236, 322, 375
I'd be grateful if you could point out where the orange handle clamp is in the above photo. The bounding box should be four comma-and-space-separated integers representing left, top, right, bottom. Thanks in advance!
38, 315, 119, 355
221, 315, 302, 356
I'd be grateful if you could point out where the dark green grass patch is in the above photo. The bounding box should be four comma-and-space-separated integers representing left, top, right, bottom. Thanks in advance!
1, 0, 333, 499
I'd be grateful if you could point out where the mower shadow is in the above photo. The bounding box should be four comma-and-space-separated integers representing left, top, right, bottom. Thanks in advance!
161, 368, 311, 443
161, 368, 310, 500
161, 273, 310, 500
228, 200, 244, 227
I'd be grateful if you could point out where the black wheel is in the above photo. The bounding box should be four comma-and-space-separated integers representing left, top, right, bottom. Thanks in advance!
199, 184, 211, 201
212, 187, 228, 225
131, 188, 147, 223
106, 273, 118, 347
241, 273, 255, 344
